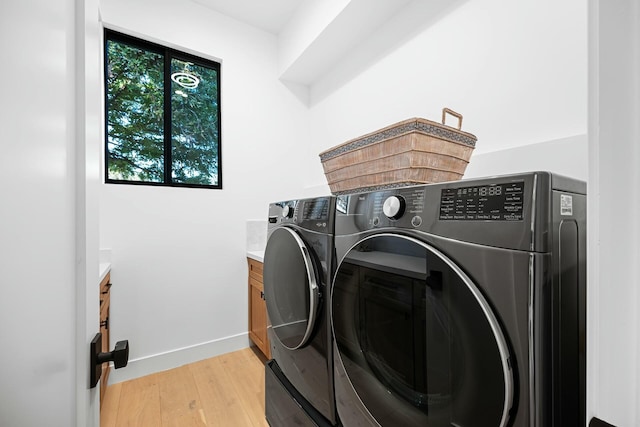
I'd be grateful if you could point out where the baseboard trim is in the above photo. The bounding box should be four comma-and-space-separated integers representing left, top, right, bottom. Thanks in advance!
106, 332, 252, 384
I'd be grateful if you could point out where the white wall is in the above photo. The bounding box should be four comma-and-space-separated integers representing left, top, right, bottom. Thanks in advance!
99, 0, 311, 382
465, 134, 588, 181
305, 0, 588, 189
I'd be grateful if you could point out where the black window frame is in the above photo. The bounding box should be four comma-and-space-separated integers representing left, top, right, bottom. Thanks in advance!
103, 29, 222, 189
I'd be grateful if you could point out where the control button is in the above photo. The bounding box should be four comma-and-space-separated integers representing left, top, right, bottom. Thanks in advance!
383, 196, 406, 220
411, 216, 422, 227
281, 205, 294, 218
372, 217, 380, 227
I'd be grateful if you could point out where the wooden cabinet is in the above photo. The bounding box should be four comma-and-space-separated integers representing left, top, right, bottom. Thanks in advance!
99, 272, 111, 406
248, 258, 270, 359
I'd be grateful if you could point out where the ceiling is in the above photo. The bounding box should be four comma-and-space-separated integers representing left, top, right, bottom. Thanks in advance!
190, 0, 302, 34
187, 0, 452, 96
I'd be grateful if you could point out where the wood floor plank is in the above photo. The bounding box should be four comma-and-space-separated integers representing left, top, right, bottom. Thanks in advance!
100, 381, 122, 427
115, 373, 162, 426
157, 366, 207, 427
189, 356, 256, 426
100, 347, 269, 427
219, 348, 269, 427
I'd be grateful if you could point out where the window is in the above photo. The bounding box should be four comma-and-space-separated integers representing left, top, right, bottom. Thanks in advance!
104, 30, 221, 188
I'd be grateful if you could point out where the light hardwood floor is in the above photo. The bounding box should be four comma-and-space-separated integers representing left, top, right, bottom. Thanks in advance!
101, 347, 270, 427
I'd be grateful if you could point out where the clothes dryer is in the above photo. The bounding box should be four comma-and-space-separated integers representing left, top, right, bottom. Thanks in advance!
331, 172, 586, 427
263, 196, 338, 426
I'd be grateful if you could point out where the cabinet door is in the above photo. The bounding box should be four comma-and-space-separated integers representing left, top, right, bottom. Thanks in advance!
248, 259, 270, 358
248, 258, 263, 281
99, 273, 111, 406
249, 278, 268, 353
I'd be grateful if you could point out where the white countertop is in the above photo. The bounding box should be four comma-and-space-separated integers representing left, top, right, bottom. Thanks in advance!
247, 250, 264, 263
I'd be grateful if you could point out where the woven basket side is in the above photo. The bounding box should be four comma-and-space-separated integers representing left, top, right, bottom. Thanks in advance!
321, 134, 414, 173
319, 111, 477, 194
318, 117, 477, 162
328, 168, 463, 194
324, 151, 468, 185
321, 133, 473, 174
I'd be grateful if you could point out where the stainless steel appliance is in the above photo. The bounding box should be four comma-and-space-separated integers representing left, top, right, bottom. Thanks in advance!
331, 172, 586, 426
264, 196, 338, 426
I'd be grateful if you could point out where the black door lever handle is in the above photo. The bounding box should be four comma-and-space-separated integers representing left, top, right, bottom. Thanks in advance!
90, 332, 129, 388
98, 339, 129, 368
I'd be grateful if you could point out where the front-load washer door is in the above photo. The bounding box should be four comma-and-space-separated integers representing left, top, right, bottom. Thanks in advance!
263, 227, 321, 350
332, 233, 514, 427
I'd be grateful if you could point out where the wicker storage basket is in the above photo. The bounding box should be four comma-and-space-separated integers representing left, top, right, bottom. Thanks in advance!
319, 108, 477, 194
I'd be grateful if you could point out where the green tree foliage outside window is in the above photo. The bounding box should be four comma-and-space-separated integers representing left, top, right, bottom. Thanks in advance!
105, 30, 221, 188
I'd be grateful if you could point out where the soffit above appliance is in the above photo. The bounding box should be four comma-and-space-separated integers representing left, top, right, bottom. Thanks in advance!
190, 0, 469, 98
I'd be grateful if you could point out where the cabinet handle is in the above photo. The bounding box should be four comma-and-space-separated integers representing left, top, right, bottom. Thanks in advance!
260, 291, 265, 300
101, 317, 109, 330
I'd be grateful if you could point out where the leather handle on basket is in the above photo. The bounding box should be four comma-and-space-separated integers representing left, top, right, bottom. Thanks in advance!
442, 108, 463, 130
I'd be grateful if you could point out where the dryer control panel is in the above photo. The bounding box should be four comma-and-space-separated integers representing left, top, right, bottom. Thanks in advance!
268, 197, 335, 233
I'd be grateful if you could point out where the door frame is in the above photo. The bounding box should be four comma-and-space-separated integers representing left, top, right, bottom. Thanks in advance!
75, 0, 102, 425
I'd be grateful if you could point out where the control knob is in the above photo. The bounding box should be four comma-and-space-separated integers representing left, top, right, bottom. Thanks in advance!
383, 196, 406, 220
281, 205, 294, 218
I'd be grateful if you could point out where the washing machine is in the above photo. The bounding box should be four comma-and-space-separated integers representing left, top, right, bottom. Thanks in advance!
331, 172, 586, 427
263, 196, 338, 426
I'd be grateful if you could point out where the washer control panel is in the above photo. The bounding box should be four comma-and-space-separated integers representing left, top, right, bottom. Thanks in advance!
439, 181, 524, 221
370, 187, 426, 228
338, 178, 529, 233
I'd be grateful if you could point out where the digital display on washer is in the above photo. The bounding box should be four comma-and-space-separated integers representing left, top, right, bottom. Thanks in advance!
303, 198, 330, 220
439, 181, 524, 221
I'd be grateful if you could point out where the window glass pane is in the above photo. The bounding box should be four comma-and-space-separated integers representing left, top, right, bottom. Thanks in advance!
170, 59, 220, 185
106, 40, 165, 182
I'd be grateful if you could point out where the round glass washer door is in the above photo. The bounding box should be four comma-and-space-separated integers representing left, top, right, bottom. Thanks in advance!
332, 233, 514, 427
263, 227, 320, 350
